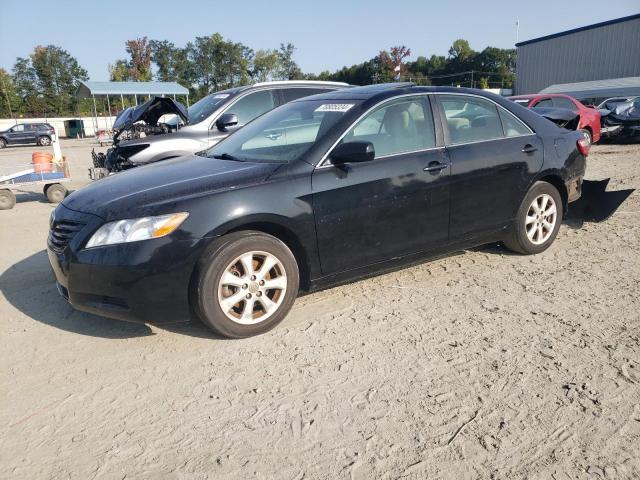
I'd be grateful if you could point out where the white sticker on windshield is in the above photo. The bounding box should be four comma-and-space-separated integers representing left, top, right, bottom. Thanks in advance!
315, 103, 354, 113
213, 94, 230, 99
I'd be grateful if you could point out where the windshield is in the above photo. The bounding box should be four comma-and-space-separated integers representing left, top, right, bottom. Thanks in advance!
187, 92, 234, 124
206, 100, 359, 163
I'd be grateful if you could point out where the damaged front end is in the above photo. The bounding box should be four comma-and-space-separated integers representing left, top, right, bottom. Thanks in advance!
532, 107, 581, 131
599, 98, 640, 140
89, 96, 189, 179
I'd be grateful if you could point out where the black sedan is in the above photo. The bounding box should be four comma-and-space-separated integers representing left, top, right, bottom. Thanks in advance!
48, 84, 588, 338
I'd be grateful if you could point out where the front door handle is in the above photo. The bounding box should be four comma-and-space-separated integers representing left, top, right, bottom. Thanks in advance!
423, 161, 448, 172
522, 144, 538, 154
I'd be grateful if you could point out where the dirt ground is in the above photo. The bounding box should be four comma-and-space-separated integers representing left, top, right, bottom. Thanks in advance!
1, 140, 639, 479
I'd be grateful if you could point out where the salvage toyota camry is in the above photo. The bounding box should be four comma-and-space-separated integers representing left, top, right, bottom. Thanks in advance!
48, 84, 588, 338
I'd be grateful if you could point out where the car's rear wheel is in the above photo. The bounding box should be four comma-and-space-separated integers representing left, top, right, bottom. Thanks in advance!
579, 129, 592, 145
38, 136, 51, 146
0, 189, 16, 210
192, 231, 299, 338
503, 181, 563, 255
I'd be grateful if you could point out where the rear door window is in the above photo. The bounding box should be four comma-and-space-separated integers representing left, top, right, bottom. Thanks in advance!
440, 95, 504, 144
226, 90, 276, 125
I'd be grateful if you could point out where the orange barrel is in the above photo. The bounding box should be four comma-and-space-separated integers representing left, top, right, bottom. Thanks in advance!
32, 151, 53, 173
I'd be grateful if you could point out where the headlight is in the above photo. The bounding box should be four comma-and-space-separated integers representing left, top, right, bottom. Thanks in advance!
85, 212, 189, 248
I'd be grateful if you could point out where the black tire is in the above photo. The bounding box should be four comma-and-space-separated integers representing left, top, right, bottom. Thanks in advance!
38, 136, 52, 146
0, 189, 16, 210
579, 129, 592, 145
503, 181, 563, 255
0, 138, 6, 149
45, 183, 67, 203
192, 231, 299, 338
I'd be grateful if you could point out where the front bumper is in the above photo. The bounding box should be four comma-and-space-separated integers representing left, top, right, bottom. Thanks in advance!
48, 205, 206, 324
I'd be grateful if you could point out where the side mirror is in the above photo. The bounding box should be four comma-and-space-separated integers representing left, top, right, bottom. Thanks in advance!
216, 113, 238, 131
330, 141, 375, 165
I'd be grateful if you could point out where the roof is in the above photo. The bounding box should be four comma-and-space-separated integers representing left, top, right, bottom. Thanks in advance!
77, 80, 189, 98
251, 80, 350, 87
539, 76, 640, 99
516, 13, 640, 47
508, 93, 573, 99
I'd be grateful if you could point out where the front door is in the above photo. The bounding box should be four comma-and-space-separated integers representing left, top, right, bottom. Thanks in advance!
312, 95, 451, 275
7, 125, 29, 144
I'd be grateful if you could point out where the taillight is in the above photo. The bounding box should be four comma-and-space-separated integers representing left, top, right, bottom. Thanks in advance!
576, 137, 590, 156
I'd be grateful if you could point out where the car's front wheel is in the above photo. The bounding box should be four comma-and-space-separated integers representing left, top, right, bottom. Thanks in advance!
503, 181, 563, 255
0, 138, 6, 149
192, 231, 299, 338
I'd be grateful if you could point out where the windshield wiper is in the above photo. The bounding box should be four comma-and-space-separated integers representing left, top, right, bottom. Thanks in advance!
211, 153, 243, 161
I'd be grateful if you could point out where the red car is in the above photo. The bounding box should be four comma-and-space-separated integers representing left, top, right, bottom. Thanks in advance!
508, 94, 601, 144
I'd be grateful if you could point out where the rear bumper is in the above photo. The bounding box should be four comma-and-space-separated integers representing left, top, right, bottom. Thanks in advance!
566, 175, 583, 203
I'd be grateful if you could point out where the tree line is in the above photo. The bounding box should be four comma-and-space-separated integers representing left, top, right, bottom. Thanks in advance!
0, 35, 515, 118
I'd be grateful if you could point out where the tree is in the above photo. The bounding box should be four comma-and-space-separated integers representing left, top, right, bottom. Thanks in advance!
187, 34, 253, 95
252, 49, 280, 82
276, 43, 303, 80
0, 68, 20, 118
109, 59, 130, 81
13, 45, 88, 116
448, 39, 473, 62
125, 37, 152, 81
150, 40, 194, 89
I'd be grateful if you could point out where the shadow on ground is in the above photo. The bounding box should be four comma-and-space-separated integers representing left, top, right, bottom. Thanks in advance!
0, 250, 225, 340
1, 179, 633, 339
564, 178, 635, 228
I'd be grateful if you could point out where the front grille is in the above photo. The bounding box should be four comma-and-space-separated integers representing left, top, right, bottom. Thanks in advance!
49, 220, 86, 252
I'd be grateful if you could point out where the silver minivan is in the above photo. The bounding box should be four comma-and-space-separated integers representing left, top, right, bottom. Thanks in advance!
94, 81, 350, 175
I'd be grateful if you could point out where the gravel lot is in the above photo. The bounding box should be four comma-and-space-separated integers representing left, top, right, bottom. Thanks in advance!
1, 140, 639, 479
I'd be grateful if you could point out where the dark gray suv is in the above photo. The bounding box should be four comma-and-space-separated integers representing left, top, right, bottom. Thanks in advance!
0, 123, 55, 148
96, 81, 350, 174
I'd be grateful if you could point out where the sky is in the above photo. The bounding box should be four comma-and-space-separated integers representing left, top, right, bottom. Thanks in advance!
0, 0, 638, 80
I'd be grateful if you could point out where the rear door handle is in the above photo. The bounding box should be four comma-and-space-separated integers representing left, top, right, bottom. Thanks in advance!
423, 161, 448, 172
522, 144, 538, 153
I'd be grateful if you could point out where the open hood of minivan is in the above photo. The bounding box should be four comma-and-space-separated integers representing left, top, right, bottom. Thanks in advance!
112, 96, 189, 132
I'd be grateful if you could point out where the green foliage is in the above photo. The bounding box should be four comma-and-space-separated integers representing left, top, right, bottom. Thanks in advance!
276, 43, 303, 80
252, 49, 281, 82
0, 68, 20, 118
3, 36, 517, 117
12, 45, 88, 117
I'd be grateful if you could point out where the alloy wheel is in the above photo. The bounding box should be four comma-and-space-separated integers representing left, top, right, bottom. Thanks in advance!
525, 193, 557, 245
217, 250, 287, 325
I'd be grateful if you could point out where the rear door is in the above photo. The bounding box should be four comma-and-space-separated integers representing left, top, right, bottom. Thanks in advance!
312, 95, 451, 274
25, 124, 40, 143
436, 94, 543, 239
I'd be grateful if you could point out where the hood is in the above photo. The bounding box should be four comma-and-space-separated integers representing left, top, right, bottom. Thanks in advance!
112, 96, 189, 131
63, 155, 281, 220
